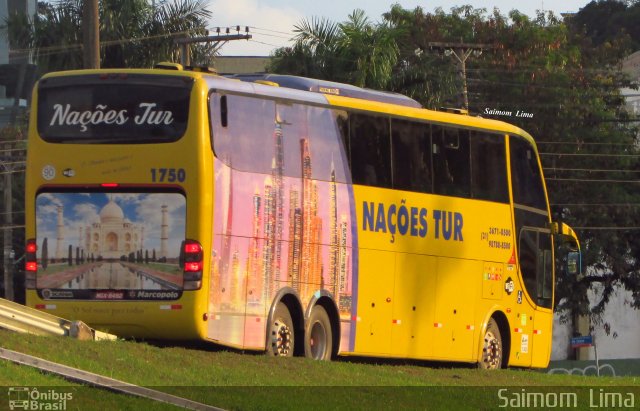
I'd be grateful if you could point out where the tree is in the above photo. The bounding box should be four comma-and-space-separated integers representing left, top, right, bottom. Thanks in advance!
6, 0, 215, 73
269, 9, 402, 89
568, 0, 640, 50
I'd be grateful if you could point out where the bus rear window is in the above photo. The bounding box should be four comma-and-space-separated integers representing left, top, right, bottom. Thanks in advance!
37, 74, 193, 143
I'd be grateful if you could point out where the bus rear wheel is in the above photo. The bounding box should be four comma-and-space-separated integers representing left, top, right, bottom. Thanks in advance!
479, 318, 503, 369
305, 305, 332, 360
267, 302, 294, 357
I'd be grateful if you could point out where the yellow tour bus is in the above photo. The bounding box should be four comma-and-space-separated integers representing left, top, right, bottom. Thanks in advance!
24, 64, 581, 369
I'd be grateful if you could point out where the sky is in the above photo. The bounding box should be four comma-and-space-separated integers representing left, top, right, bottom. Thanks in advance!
207, 0, 595, 56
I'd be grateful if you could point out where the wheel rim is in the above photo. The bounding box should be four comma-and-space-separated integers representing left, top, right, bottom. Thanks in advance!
482, 330, 501, 369
272, 319, 292, 356
309, 321, 327, 359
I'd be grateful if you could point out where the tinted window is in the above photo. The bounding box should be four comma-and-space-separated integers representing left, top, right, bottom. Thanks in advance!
519, 228, 553, 308
470, 132, 509, 203
210, 93, 350, 183
433, 126, 470, 198
37, 75, 192, 143
391, 119, 432, 193
350, 114, 391, 188
510, 136, 547, 210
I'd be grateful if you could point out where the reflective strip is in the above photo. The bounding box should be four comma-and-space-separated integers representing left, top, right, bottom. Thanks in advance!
392, 319, 402, 325
434, 323, 443, 328
35, 304, 56, 310
466, 325, 475, 331
534, 329, 542, 335
514, 327, 523, 333
159, 304, 182, 310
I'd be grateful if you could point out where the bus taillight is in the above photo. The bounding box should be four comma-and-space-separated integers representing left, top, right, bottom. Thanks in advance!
25, 239, 37, 289
183, 240, 203, 290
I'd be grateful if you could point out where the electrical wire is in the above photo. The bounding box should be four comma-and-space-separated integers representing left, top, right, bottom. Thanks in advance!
246, 39, 285, 49
249, 26, 294, 36
544, 168, 640, 174
540, 153, 640, 158
551, 203, 640, 206
0, 225, 25, 230
573, 227, 640, 230
546, 177, 640, 183
537, 141, 638, 147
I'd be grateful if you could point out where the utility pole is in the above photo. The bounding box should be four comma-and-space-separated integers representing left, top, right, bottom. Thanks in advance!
2, 63, 27, 301
83, 0, 100, 69
2, 147, 13, 301
176, 28, 252, 66
427, 42, 492, 111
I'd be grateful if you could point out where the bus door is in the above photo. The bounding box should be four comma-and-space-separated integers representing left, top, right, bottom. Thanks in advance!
517, 227, 554, 366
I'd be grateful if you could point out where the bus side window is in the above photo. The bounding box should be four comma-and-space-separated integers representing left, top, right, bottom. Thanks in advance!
519, 228, 553, 308
470, 132, 509, 203
391, 119, 432, 193
336, 111, 350, 171
220, 95, 228, 127
349, 113, 392, 188
510, 136, 546, 210
433, 126, 470, 198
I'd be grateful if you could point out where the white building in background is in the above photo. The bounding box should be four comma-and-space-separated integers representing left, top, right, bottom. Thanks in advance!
551, 50, 640, 362
622, 50, 640, 119
0, 0, 37, 112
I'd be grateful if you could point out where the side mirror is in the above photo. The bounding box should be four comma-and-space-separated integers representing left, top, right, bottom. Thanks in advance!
553, 222, 582, 276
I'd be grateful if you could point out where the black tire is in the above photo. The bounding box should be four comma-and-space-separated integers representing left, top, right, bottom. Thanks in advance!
305, 305, 333, 360
267, 302, 294, 357
478, 318, 503, 369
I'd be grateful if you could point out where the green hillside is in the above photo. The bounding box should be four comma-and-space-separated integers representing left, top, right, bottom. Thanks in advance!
0, 330, 638, 410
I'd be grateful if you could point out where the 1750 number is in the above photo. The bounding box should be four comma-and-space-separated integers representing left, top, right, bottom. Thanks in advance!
150, 168, 186, 183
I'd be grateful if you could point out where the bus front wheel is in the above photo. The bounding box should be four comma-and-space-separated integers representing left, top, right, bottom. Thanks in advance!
267, 302, 294, 357
479, 318, 503, 369
304, 305, 332, 360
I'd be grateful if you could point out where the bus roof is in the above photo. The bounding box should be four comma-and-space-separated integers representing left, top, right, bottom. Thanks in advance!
39, 66, 537, 147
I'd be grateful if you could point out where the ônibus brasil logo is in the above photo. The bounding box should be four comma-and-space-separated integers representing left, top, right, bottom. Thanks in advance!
8, 387, 73, 410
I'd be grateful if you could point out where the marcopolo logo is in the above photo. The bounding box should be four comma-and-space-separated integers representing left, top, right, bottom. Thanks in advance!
8, 387, 73, 410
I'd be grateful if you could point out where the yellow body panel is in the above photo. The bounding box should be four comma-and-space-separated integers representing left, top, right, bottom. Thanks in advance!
25, 73, 213, 340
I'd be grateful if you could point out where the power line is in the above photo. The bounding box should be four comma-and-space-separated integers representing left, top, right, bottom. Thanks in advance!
546, 177, 640, 183
0, 225, 25, 231
0, 169, 25, 175
245, 28, 291, 40
540, 152, 640, 158
573, 227, 640, 230
544, 167, 640, 174
11, 28, 204, 56
537, 141, 638, 147
0, 140, 27, 145
0, 211, 24, 215
247, 39, 284, 49
551, 203, 640, 206
249, 26, 293, 36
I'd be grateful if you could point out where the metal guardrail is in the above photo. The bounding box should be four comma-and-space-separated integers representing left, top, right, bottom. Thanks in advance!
0, 298, 116, 341
0, 348, 225, 411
